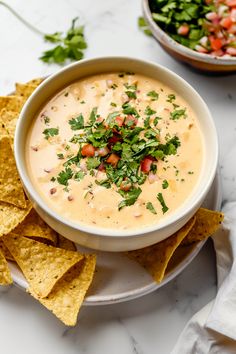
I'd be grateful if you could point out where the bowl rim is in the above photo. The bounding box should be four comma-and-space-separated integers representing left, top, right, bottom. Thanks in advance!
15, 56, 218, 238
142, 0, 236, 65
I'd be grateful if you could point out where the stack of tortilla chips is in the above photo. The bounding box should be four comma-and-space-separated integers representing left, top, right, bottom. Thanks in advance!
0, 79, 224, 326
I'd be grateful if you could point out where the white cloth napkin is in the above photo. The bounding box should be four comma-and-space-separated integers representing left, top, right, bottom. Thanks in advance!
172, 202, 236, 354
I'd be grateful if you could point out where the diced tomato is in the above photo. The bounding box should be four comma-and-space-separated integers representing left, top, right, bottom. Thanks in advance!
220, 17, 233, 29
115, 116, 125, 127
177, 25, 189, 36
106, 153, 120, 167
226, 0, 236, 7
209, 37, 223, 51
140, 156, 154, 173
98, 162, 106, 172
81, 144, 96, 157
108, 134, 122, 145
120, 180, 132, 191
125, 115, 138, 128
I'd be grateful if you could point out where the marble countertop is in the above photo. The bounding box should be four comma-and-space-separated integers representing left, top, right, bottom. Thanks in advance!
0, 0, 235, 353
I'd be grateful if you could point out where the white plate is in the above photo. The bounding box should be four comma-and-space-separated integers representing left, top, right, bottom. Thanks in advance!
10, 172, 222, 306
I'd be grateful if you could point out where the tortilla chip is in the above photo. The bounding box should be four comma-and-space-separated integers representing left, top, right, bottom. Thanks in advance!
13, 209, 57, 246
183, 208, 224, 245
26, 78, 43, 86
0, 200, 32, 237
0, 108, 18, 122
0, 136, 27, 208
0, 120, 7, 138
0, 96, 24, 112
0, 239, 14, 261
0, 249, 13, 285
15, 83, 37, 99
4, 118, 17, 139
127, 216, 196, 283
57, 234, 77, 251
30, 254, 96, 326
3, 234, 84, 298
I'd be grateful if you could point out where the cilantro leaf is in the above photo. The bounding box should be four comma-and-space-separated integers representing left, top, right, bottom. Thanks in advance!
40, 17, 87, 65
74, 171, 85, 181
157, 193, 169, 214
95, 179, 111, 189
118, 187, 142, 210
146, 202, 157, 214
86, 157, 101, 170
57, 167, 73, 186
170, 108, 186, 120
69, 114, 84, 130
145, 106, 156, 116
162, 180, 169, 189
138, 16, 153, 36
147, 91, 159, 100
43, 127, 59, 139
89, 107, 98, 125
125, 90, 137, 99
122, 103, 139, 117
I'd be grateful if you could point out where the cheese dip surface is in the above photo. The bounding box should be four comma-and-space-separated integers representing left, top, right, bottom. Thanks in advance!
26, 72, 203, 230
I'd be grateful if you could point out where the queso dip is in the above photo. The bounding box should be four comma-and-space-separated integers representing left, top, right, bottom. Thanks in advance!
26, 72, 203, 230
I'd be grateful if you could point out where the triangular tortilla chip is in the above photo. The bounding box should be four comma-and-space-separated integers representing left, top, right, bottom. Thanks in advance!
0, 249, 12, 285
0, 136, 27, 208
0, 120, 7, 138
25, 78, 43, 86
0, 200, 32, 237
4, 118, 17, 139
13, 209, 57, 246
15, 83, 37, 99
30, 255, 96, 326
127, 216, 196, 283
57, 234, 77, 251
182, 208, 224, 245
0, 109, 18, 122
3, 234, 84, 298
0, 96, 24, 112
0, 239, 14, 261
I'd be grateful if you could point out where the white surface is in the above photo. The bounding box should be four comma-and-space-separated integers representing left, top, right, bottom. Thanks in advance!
0, 1, 235, 353
10, 172, 221, 305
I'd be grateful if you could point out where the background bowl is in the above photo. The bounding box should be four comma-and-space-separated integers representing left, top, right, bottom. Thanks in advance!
142, 0, 236, 73
15, 57, 218, 252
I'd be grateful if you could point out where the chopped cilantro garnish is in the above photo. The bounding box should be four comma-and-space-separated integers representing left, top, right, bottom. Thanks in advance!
124, 83, 137, 90
146, 202, 157, 214
74, 171, 85, 181
118, 187, 142, 210
57, 167, 73, 186
125, 90, 137, 99
69, 114, 84, 130
167, 94, 176, 103
57, 153, 64, 159
170, 108, 186, 120
138, 16, 152, 36
50, 177, 56, 182
145, 106, 156, 116
43, 127, 59, 140
86, 157, 101, 170
157, 193, 169, 214
153, 116, 162, 126
122, 102, 139, 117
147, 91, 159, 100
43, 116, 50, 125
95, 179, 111, 189
110, 102, 117, 107
162, 180, 169, 189
89, 107, 98, 125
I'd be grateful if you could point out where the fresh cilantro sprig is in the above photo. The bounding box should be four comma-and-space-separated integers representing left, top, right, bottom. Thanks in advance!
157, 193, 169, 214
43, 127, 59, 140
40, 17, 87, 65
138, 16, 152, 36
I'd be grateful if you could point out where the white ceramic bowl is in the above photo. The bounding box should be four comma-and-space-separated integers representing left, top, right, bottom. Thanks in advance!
15, 57, 218, 252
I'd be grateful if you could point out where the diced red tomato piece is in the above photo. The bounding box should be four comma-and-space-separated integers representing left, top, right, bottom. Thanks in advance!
140, 156, 154, 173
81, 144, 96, 157
115, 116, 124, 127
226, 0, 236, 7
209, 37, 223, 51
120, 180, 132, 191
220, 17, 233, 29
106, 153, 120, 167
108, 134, 122, 145
177, 25, 189, 36
98, 162, 106, 172
125, 115, 138, 128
